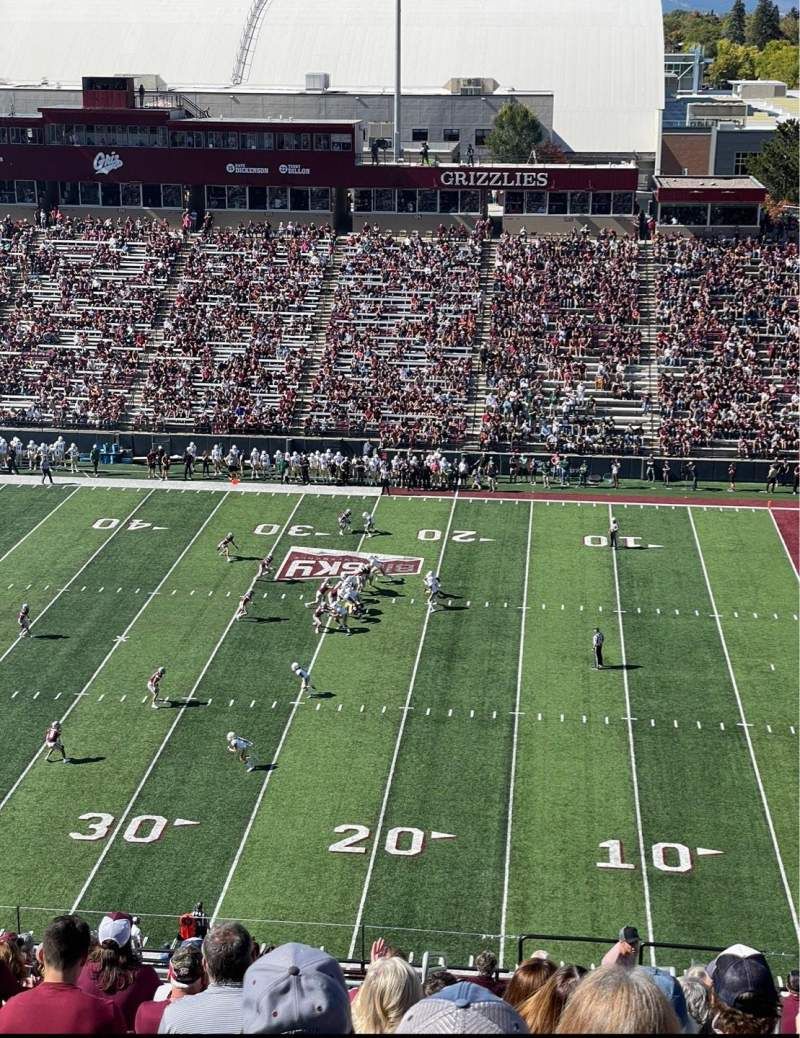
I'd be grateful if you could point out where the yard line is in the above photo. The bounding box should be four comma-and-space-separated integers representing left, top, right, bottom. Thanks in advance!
0, 491, 156, 667
0, 486, 81, 565
71, 493, 307, 913
346, 492, 459, 960
608, 504, 656, 966
768, 508, 799, 580
0, 491, 230, 817
688, 508, 799, 938
212, 496, 381, 927
498, 501, 533, 967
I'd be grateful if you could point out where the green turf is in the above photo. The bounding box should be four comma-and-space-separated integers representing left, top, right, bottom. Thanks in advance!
0, 484, 796, 975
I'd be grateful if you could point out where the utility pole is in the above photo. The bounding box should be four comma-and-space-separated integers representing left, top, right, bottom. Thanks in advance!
394, 0, 402, 162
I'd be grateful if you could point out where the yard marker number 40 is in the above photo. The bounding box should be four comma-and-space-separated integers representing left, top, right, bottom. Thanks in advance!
329, 825, 456, 857
597, 839, 722, 874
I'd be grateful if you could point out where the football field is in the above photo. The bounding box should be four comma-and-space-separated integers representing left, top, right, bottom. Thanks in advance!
0, 478, 797, 974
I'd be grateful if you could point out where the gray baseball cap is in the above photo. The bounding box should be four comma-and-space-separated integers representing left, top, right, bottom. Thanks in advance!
241, 942, 351, 1034
396, 981, 528, 1034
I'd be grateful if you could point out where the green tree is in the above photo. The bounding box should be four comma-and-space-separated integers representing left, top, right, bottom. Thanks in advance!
708, 38, 758, 86
747, 120, 799, 204
724, 0, 747, 44
780, 7, 799, 42
748, 0, 782, 48
663, 11, 687, 51
486, 102, 544, 164
680, 11, 722, 55
756, 39, 800, 87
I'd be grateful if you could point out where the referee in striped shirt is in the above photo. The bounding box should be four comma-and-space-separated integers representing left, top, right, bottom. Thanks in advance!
592, 628, 605, 669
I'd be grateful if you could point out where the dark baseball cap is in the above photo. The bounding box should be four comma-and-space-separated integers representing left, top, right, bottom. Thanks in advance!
169, 943, 204, 988
707, 944, 778, 1018
241, 942, 351, 1034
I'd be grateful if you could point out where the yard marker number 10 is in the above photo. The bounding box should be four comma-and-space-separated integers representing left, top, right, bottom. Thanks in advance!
597, 839, 722, 874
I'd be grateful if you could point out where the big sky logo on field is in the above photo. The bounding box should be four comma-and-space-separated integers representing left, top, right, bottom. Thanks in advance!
276, 547, 423, 581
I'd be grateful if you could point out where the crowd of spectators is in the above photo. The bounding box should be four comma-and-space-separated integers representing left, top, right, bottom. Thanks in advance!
0, 913, 794, 1035
305, 222, 489, 447
654, 236, 798, 458
479, 229, 643, 454
0, 215, 181, 429
133, 222, 333, 434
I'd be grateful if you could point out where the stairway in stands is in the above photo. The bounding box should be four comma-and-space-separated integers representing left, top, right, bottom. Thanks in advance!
465, 238, 499, 440
292, 244, 343, 429
636, 241, 660, 450
120, 249, 189, 428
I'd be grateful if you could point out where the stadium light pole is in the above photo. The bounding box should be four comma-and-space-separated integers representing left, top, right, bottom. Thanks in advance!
394, 0, 402, 162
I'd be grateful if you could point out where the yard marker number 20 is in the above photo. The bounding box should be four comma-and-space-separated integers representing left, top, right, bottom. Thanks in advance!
329, 825, 456, 857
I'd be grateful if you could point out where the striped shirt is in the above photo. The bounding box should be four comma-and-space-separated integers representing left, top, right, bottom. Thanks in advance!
158, 983, 243, 1034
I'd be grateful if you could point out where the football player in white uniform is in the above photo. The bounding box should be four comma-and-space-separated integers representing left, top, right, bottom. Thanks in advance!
257, 555, 273, 579
337, 509, 352, 536
330, 601, 350, 635
17, 603, 31, 638
235, 590, 253, 621
67, 442, 80, 473
367, 555, 387, 588
227, 731, 258, 772
44, 721, 68, 763
148, 666, 166, 708
217, 532, 239, 563
291, 661, 314, 696
424, 571, 441, 612
362, 511, 375, 538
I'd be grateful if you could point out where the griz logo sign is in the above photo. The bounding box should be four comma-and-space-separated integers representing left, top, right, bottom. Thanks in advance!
276, 548, 423, 581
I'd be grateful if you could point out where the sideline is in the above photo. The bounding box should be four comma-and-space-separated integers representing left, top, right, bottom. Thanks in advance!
2, 473, 796, 510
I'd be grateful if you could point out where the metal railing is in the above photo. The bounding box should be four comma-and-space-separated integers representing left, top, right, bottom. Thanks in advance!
143, 90, 210, 120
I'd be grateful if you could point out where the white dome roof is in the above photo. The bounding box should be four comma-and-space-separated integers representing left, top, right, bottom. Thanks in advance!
0, 0, 664, 153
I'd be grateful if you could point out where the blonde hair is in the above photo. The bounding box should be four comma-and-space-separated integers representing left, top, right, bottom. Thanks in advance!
554, 965, 680, 1034
352, 956, 422, 1034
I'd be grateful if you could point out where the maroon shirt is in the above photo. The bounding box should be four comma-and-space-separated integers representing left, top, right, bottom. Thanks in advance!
77, 962, 160, 1029
134, 997, 169, 1034
0, 981, 125, 1034
0, 962, 20, 1005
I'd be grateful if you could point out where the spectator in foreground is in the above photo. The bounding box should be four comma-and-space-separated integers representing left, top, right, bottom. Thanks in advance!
241, 942, 351, 1034
554, 965, 680, 1034
134, 943, 205, 1034
0, 915, 125, 1034
0, 936, 27, 990
159, 922, 254, 1033
472, 949, 506, 997
638, 967, 692, 1033
397, 980, 528, 1034
780, 969, 799, 1035
706, 944, 780, 1035
0, 959, 21, 1006
679, 973, 711, 1032
518, 964, 587, 1034
504, 956, 556, 1010
77, 912, 160, 1028
352, 955, 422, 1033
422, 969, 457, 996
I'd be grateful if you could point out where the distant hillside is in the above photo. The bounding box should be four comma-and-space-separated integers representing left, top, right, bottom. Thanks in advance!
663, 1, 795, 11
